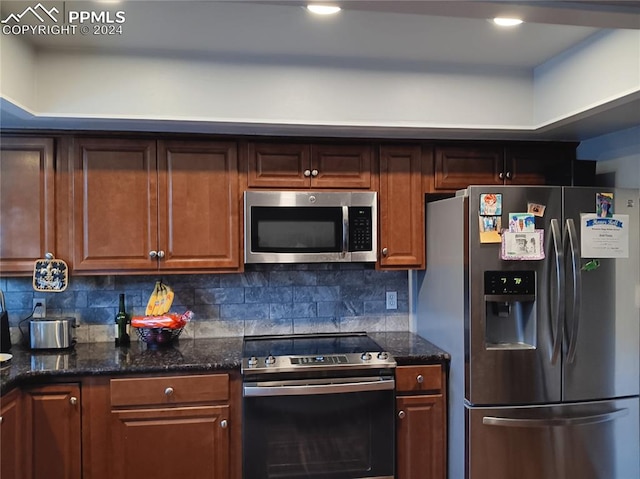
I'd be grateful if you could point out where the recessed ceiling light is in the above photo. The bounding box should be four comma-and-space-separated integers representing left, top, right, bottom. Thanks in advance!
307, 5, 341, 15
493, 17, 524, 27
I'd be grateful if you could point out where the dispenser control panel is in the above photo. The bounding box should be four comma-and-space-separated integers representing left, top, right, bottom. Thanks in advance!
484, 271, 535, 295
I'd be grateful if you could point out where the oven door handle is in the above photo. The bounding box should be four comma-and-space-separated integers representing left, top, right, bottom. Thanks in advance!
243, 377, 395, 397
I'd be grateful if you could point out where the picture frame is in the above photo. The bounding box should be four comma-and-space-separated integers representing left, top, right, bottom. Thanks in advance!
501, 229, 545, 260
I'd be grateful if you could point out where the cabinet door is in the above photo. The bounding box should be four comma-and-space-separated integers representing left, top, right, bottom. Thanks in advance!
111, 405, 229, 479
72, 138, 158, 272
0, 137, 56, 274
23, 384, 82, 479
158, 141, 240, 271
379, 145, 424, 269
396, 395, 446, 479
433, 145, 503, 191
506, 144, 574, 185
1, 388, 22, 479
247, 142, 310, 188
310, 144, 372, 189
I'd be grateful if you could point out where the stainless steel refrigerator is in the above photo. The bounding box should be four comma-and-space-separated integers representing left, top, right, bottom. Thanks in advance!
416, 185, 639, 479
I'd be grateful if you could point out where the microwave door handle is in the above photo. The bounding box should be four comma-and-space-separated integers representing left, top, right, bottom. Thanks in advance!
342, 206, 349, 257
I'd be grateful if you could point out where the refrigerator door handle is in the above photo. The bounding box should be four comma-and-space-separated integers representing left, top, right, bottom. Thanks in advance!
565, 218, 582, 364
549, 218, 564, 365
482, 408, 629, 428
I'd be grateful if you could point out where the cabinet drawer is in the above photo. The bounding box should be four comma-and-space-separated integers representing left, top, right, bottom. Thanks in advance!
110, 374, 229, 407
396, 365, 442, 393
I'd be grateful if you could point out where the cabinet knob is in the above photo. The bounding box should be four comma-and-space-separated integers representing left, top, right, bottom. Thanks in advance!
311, 169, 319, 177
381, 247, 388, 257
157, 250, 166, 259
416, 374, 424, 384
303, 169, 311, 177
499, 172, 504, 180
398, 410, 406, 419
220, 419, 228, 429
164, 387, 174, 396
149, 250, 158, 259
69, 396, 78, 406
0, 416, 3, 424
45, 252, 55, 260
505, 171, 512, 180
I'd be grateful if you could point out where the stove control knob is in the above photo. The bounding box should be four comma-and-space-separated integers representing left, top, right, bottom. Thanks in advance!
265, 355, 277, 366
361, 352, 372, 361
247, 356, 258, 367
377, 351, 390, 360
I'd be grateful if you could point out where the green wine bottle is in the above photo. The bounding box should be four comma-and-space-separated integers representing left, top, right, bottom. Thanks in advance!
115, 293, 130, 347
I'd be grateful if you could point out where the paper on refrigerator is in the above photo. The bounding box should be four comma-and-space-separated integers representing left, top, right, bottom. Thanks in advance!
581, 213, 629, 258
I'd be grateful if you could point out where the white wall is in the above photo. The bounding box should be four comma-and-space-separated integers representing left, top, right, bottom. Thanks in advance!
0, 34, 37, 110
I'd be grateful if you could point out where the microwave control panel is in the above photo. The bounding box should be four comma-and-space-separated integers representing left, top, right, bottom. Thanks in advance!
349, 207, 373, 252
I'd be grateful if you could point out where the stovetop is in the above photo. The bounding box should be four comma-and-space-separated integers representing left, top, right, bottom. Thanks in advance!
241, 332, 396, 375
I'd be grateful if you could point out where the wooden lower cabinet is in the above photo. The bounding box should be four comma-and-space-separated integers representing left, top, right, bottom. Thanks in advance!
396, 365, 447, 479
23, 383, 82, 479
0, 388, 22, 479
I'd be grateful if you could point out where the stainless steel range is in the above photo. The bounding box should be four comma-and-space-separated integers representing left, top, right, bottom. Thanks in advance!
242, 332, 396, 479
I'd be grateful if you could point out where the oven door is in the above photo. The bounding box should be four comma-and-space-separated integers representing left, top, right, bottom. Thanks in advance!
243, 376, 395, 479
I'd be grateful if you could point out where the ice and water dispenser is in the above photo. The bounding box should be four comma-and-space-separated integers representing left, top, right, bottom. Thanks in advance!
484, 270, 536, 350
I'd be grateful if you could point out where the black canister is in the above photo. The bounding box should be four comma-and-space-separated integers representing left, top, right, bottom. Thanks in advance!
0, 290, 11, 353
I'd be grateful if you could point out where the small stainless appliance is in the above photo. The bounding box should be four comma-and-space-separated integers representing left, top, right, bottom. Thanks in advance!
29, 317, 76, 350
244, 191, 377, 264
417, 186, 640, 479
242, 332, 396, 479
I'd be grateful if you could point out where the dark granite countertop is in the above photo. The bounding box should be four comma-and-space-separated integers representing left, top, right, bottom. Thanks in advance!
1, 332, 449, 395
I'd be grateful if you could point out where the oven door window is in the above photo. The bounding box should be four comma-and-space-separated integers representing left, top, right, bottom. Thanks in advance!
243, 390, 394, 479
250, 207, 343, 253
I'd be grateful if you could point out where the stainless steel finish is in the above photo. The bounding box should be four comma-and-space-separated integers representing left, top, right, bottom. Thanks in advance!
468, 398, 639, 479
69, 396, 78, 406
148, 250, 157, 258
342, 205, 349, 257
244, 190, 377, 264
44, 252, 54, 260
499, 172, 504, 180
29, 317, 75, 350
416, 374, 424, 384
381, 247, 388, 256
164, 387, 174, 396
549, 218, 564, 365
565, 218, 582, 364
264, 355, 276, 366
311, 169, 319, 177
242, 351, 396, 375
398, 410, 406, 419
247, 356, 258, 367
303, 169, 311, 177
505, 171, 512, 179
157, 250, 165, 259
243, 376, 395, 397
562, 187, 639, 402
220, 419, 228, 429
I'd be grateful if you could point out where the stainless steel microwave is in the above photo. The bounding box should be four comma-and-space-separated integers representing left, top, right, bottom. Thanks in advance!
244, 191, 377, 264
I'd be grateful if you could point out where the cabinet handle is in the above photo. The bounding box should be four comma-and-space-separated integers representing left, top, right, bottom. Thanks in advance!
416, 374, 424, 384
398, 410, 406, 419
0, 416, 3, 424
157, 250, 166, 259
220, 419, 228, 429
499, 172, 504, 180
164, 387, 174, 396
304, 169, 311, 177
311, 169, 319, 177
69, 396, 78, 406
149, 250, 158, 259
381, 247, 388, 257
505, 171, 512, 180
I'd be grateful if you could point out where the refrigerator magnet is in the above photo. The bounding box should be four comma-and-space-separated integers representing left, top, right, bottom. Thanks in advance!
527, 202, 546, 217
479, 216, 502, 243
501, 230, 545, 260
596, 192, 614, 218
508, 213, 535, 232
479, 193, 502, 216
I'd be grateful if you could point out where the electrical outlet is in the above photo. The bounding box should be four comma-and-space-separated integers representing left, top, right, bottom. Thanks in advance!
33, 298, 46, 318
386, 291, 397, 310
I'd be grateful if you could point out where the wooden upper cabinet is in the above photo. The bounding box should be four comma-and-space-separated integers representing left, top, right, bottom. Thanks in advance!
158, 141, 239, 271
506, 144, 574, 185
72, 138, 158, 272
247, 142, 372, 189
72, 138, 240, 273
432, 145, 503, 191
0, 137, 56, 274
378, 145, 424, 269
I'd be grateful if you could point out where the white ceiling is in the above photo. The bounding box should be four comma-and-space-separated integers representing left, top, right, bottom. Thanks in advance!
1, 0, 639, 140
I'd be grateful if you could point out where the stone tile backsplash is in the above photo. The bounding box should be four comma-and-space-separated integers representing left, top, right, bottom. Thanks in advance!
1, 264, 409, 343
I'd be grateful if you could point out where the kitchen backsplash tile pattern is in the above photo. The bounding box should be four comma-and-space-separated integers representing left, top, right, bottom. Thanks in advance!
1, 264, 409, 343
